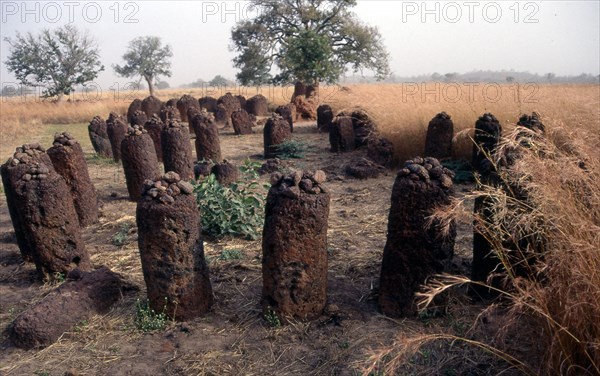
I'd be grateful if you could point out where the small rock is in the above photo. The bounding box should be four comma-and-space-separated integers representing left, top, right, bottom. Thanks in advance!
281, 185, 300, 199
299, 179, 313, 192
159, 195, 175, 204
177, 181, 194, 195
270, 172, 283, 186
163, 171, 180, 183
313, 170, 327, 184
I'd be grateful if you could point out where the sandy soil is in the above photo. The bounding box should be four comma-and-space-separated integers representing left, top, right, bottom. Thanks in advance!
0, 121, 517, 376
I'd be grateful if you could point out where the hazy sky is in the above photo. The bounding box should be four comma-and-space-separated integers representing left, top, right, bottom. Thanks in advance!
1, 0, 599, 89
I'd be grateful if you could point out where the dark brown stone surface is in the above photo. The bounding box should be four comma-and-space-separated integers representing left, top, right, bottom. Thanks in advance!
292, 95, 317, 121
378, 157, 456, 317
10, 267, 137, 349
161, 120, 194, 180
160, 105, 181, 124
1, 144, 55, 262
329, 116, 355, 152
127, 99, 143, 125
276, 104, 296, 132
231, 109, 255, 135
177, 94, 200, 122
130, 110, 148, 127
367, 137, 395, 168
259, 158, 282, 175
472, 113, 502, 178
121, 126, 161, 201
191, 110, 222, 163
165, 98, 178, 108
245, 94, 269, 116
141, 96, 164, 118
262, 170, 330, 321
14, 162, 91, 280
137, 173, 213, 320
317, 105, 334, 132
211, 160, 239, 186
344, 157, 386, 180
337, 109, 378, 147
88, 116, 113, 158
106, 112, 128, 162
48, 133, 99, 227
236, 95, 247, 109
143, 115, 165, 162
424, 112, 454, 160
264, 115, 292, 158
216, 93, 241, 126
292, 81, 307, 100
199, 96, 218, 112
194, 160, 215, 180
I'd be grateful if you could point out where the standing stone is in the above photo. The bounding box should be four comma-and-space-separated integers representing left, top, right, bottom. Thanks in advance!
264, 114, 292, 158
142, 96, 164, 118
345, 109, 378, 146
88, 116, 113, 158
161, 119, 194, 180
291, 81, 307, 100
199, 96, 218, 113
471, 113, 503, 299
216, 93, 242, 127
127, 99, 143, 125
236, 95, 247, 109
160, 105, 181, 124
137, 173, 213, 320
231, 109, 255, 135
211, 160, 239, 186
48, 133, 98, 227
165, 98, 178, 108
13, 161, 91, 280
472, 113, 502, 178
292, 95, 317, 121
191, 110, 222, 162
194, 160, 215, 180
379, 157, 456, 317
143, 115, 165, 163
424, 112, 454, 159
1, 144, 55, 262
329, 115, 355, 152
176, 94, 200, 122
317, 104, 334, 132
262, 170, 330, 321
121, 126, 161, 201
245, 94, 269, 116
129, 110, 148, 127
276, 104, 296, 133
106, 112, 128, 162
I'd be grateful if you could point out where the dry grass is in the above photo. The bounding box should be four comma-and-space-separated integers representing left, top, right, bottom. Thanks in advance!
2, 83, 598, 162
370, 122, 600, 375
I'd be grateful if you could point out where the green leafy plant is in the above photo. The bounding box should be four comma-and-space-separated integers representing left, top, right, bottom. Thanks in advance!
264, 309, 281, 328
194, 159, 268, 240
112, 223, 132, 246
271, 139, 307, 159
135, 298, 168, 332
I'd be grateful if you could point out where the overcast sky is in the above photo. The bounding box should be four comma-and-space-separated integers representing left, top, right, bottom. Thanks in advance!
1, 0, 599, 89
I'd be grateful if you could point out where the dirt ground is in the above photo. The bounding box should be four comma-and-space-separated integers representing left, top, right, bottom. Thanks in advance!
0, 121, 519, 376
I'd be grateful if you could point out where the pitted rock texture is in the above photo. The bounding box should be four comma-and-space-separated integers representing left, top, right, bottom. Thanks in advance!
176, 94, 200, 122
161, 119, 194, 180
127, 99, 143, 125
425, 112, 454, 159
245, 94, 269, 116
192, 110, 222, 163
231, 108, 255, 135
329, 116, 355, 152
143, 115, 165, 162
317, 104, 334, 133
88, 116, 113, 158
262, 170, 330, 321
141, 96, 163, 118
264, 115, 292, 158
48, 132, 98, 226
379, 157, 456, 317
106, 112, 128, 162
121, 125, 161, 201
137, 172, 213, 320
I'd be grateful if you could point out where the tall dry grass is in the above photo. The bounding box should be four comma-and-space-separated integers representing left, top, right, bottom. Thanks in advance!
366, 123, 600, 375
1, 83, 598, 162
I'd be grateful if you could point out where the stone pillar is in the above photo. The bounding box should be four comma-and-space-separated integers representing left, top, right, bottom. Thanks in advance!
245, 94, 268, 116
264, 114, 292, 158
1, 144, 54, 262
275, 104, 295, 133
317, 104, 334, 132
424, 112, 454, 159
143, 115, 165, 163
88, 116, 113, 158
12, 161, 91, 280
379, 157, 456, 317
231, 109, 255, 135
137, 172, 213, 320
48, 132, 98, 227
141, 95, 163, 118
121, 126, 161, 201
130, 110, 148, 127
262, 170, 330, 321
329, 115, 355, 152
161, 119, 194, 180
106, 112, 128, 162
176, 94, 199, 122
191, 110, 222, 163
127, 99, 142, 124
211, 160, 239, 186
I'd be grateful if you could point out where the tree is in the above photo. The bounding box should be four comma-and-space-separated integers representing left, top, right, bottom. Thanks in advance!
4, 25, 104, 101
545, 72, 556, 83
231, 0, 390, 86
208, 75, 233, 87
506, 76, 515, 83
114, 36, 172, 96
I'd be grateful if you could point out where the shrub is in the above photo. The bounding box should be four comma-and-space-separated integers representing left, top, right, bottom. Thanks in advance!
135, 298, 168, 332
194, 159, 268, 239
271, 139, 307, 159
